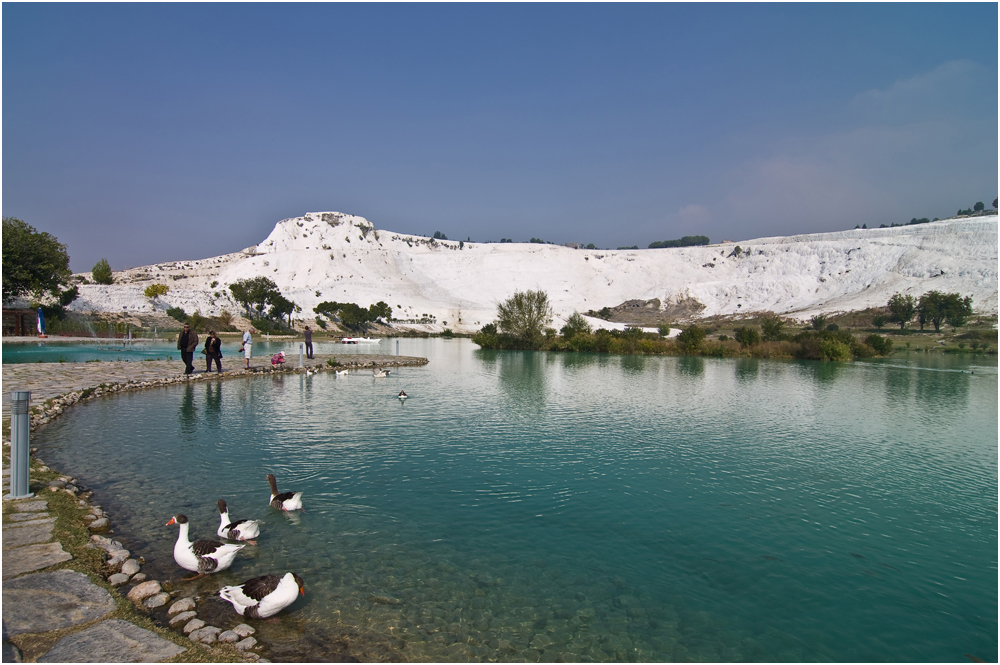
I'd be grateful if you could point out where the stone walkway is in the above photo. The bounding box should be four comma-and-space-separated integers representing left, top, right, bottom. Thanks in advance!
2, 492, 187, 662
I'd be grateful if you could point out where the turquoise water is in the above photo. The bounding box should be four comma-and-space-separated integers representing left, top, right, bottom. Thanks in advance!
2, 339, 387, 363
31, 340, 998, 662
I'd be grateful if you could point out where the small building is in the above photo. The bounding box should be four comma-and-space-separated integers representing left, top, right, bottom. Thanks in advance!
2, 308, 39, 336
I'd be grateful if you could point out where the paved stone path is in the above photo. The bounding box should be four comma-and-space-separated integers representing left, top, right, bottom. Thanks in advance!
2, 493, 186, 662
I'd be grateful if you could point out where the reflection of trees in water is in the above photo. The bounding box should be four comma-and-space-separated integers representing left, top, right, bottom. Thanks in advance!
619, 354, 649, 375
735, 358, 759, 383
496, 350, 548, 417
677, 356, 705, 377
178, 383, 197, 439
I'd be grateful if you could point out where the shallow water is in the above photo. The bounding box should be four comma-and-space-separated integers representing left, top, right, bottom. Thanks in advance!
32, 340, 998, 662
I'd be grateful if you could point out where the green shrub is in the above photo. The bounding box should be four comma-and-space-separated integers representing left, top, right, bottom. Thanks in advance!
734, 326, 761, 347
166, 307, 187, 323
144, 283, 169, 298
677, 325, 706, 352
864, 334, 893, 356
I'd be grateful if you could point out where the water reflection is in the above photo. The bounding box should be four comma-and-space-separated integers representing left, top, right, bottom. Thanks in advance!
735, 358, 760, 382
676, 355, 705, 377
178, 383, 197, 438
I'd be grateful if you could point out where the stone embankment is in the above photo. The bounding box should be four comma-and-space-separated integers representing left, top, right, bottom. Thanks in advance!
1, 350, 429, 662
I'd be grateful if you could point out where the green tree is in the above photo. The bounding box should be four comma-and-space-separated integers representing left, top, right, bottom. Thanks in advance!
810, 314, 828, 330
368, 301, 392, 322
2, 217, 73, 304
91, 258, 114, 285
760, 315, 785, 342
734, 326, 761, 348
886, 293, 916, 330
433, 231, 448, 240
918, 291, 973, 332
229, 276, 281, 318
871, 314, 887, 330
657, 323, 672, 337
496, 289, 553, 347
973, 201, 984, 212
676, 325, 706, 352
560, 311, 592, 338
865, 334, 893, 356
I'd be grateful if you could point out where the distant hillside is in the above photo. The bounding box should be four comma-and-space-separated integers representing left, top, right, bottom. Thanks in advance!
69, 212, 998, 333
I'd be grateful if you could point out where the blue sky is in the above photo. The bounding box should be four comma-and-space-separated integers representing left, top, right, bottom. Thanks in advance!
3, 3, 997, 272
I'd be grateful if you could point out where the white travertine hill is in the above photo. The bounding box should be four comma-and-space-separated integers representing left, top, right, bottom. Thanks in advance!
70, 211, 998, 333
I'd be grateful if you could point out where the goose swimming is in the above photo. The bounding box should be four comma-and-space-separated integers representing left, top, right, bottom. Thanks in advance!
266, 473, 304, 511
166, 514, 245, 579
217, 499, 261, 545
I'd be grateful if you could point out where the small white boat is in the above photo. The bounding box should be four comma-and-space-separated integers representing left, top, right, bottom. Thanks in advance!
340, 337, 379, 344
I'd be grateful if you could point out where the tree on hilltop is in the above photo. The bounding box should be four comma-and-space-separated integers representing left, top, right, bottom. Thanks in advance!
91, 258, 114, 285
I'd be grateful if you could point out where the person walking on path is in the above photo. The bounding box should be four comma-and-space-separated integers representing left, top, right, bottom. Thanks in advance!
204, 330, 223, 373
304, 326, 314, 359
177, 324, 200, 375
241, 328, 253, 369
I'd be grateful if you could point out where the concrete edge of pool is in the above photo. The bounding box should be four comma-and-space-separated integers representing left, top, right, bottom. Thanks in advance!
1, 352, 428, 663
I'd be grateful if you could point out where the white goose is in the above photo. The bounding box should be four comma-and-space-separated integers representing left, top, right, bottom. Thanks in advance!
166, 514, 245, 579
266, 474, 304, 511
219, 572, 305, 619
335, 369, 349, 376
217, 499, 261, 545
372, 367, 390, 378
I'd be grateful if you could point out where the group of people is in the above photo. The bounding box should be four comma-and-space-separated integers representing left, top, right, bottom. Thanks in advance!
176, 326, 256, 374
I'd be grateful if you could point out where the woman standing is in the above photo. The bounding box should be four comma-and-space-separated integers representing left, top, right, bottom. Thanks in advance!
204, 331, 223, 373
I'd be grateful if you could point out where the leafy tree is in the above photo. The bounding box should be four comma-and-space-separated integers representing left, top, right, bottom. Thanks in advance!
760, 315, 785, 341
268, 293, 296, 325
2, 217, 73, 304
144, 283, 169, 298
188, 310, 207, 332
657, 323, 672, 337
230, 276, 281, 318
993, 197, 998, 209
676, 325, 706, 352
810, 314, 828, 330
368, 301, 392, 322
918, 291, 973, 332
91, 258, 114, 285
585, 243, 596, 249
974, 201, 984, 212
871, 314, 887, 330
560, 312, 592, 338
433, 231, 448, 240
734, 326, 761, 348
217, 309, 233, 328
886, 293, 916, 330
496, 289, 553, 347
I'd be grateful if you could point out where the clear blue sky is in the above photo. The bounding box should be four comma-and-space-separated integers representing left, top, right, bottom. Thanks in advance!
4, 3, 997, 272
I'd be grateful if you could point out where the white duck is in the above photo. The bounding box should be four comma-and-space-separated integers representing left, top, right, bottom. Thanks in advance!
335, 369, 349, 376
219, 572, 305, 619
166, 514, 245, 579
266, 473, 304, 511
372, 367, 390, 378
217, 499, 261, 545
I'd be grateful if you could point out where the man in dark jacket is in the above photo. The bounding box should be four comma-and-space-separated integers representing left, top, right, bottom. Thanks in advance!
304, 326, 314, 359
177, 324, 200, 375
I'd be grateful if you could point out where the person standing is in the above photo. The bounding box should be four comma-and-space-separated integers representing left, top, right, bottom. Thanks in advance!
177, 324, 199, 375
241, 328, 253, 369
304, 326, 314, 359
204, 330, 223, 373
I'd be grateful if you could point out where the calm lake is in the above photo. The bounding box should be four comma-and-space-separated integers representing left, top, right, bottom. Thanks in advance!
30, 339, 998, 662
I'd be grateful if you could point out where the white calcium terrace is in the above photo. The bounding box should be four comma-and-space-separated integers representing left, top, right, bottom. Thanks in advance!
69, 212, 998, 333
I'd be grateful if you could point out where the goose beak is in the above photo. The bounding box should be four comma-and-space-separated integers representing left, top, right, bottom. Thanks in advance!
300, 587, 306, 596
165, 517, 176, 526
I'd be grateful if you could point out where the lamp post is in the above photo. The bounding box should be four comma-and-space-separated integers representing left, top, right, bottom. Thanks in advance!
6, 391, 34, 499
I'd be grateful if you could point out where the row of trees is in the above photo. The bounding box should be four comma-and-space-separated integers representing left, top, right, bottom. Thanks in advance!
879, 292, 974, 332
229, 277, 299, 326
314, 300, 392, 330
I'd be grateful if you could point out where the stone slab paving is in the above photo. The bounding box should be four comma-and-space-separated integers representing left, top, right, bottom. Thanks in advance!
2, 542, 73, 580
38, 619, 186, 663
2, 569, 116, 635
2, 519, 58, 548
